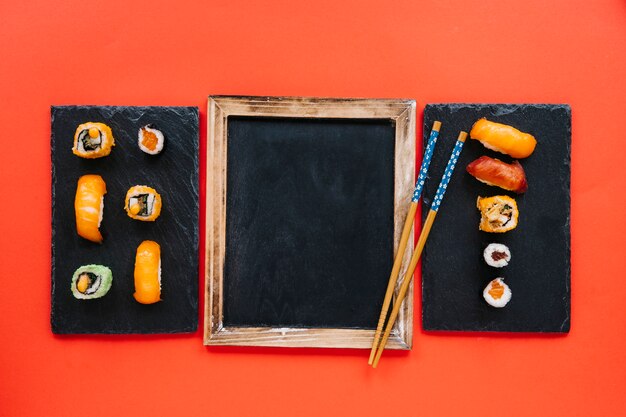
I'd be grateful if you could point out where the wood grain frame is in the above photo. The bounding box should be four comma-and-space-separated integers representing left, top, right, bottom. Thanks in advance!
205, 96, 416, 348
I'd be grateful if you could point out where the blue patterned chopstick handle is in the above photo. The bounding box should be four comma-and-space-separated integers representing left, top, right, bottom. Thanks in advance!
411, 127, 440, 203
430, 138, 465, 212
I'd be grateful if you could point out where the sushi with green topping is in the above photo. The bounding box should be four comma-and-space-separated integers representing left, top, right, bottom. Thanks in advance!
71, 265, 113, 299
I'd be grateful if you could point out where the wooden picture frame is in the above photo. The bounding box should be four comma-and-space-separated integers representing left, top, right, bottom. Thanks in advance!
205, 96, 416, 348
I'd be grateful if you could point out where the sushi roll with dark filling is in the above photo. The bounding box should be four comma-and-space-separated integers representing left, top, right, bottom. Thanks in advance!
483, 243, 511, 268
124, 185, 162, 221
71, 265, 113, 299
138, 124, 165, 155
72, 122, 115, 158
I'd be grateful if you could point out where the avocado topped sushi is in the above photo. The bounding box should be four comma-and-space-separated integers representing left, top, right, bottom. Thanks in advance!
71, 265, 113, 299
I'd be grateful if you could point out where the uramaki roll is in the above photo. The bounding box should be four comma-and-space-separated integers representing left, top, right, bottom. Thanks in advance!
72, 122, 115, 159
124, 185, 162, 221
476, 195, 519, 233
71, 264, 113, 299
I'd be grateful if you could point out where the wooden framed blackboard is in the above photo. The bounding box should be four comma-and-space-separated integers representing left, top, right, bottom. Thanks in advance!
205, 96, 416, 348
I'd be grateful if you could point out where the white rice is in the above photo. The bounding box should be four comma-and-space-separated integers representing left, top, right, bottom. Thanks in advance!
483, 243, 511, 268
138, 125, 165, 155
483, 278, 512, 308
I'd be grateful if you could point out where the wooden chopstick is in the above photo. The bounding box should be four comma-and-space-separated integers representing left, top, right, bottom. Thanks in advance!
367, 121, 442, 365
371, 131, 468, 368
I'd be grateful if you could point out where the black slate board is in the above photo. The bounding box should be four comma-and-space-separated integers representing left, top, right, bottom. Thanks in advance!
223, 116, 395, 329
51, 106, 199, 334
421, 104, 570, 333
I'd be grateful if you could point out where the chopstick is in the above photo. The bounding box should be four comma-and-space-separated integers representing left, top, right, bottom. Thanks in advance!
371, 131, 468, 368
367, 120, 442, 365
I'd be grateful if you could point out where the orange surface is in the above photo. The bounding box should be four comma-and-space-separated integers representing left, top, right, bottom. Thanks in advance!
1, 0, 625, 415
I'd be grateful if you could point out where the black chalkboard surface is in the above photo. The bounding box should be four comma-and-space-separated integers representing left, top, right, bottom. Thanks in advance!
421, 104, 571, 333
224, 117, 395, 329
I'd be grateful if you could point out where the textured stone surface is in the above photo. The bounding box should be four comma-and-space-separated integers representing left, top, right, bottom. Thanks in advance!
421, 104, 571, 333
51, 106, 199, 334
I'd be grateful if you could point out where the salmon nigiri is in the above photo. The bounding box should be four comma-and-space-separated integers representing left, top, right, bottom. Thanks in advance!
74, 175, 106, 243
134, 240, 161, 304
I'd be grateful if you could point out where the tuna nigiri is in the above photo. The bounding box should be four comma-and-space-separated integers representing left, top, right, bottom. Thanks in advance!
134, 240, 161, 304
75, 174, 106, 243
466, 156, 528, 193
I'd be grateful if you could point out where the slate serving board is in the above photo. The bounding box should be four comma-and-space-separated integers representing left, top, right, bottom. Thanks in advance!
51, 106, 199, 334
223, 116, 395, 329
421, 104, 571, 333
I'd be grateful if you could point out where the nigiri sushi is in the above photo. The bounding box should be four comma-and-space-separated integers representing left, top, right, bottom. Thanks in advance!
483, 278, 512, 308
470, 118, 536, 159
71, 264, 113, 299
75, 174, 107, 243
466, 156, 528, 193
124, 185, 162, 221
72, 122, 115, 158
477, 195, 519, 233
138, 124, 165, 155
134, 240, 161, 304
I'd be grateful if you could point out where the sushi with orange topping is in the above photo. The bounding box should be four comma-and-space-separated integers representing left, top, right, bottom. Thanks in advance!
124, 185, 162, 221
483, 278, 512, 308
134, 240, 162, 304
138, 124, 165, 155
72, 122, 115, 158
75, 174, 107, 243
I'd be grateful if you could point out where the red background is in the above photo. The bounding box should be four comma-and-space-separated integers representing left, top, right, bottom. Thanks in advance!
1, 0, 625, 415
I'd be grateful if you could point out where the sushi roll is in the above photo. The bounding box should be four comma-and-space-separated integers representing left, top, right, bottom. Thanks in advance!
483, 278, 512, 308
477, 195, 519, 233
483, 243, 511, 268
138, 124, 165, 155
71, 264, 113, 299
134, 240, 161, 304
72, 122, 115, 158
75, 174, 107, 243
124, 185, 162, 221
470, 118, 536, 159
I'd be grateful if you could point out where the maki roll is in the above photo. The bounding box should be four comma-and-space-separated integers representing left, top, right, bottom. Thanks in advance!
470, 118, 536, 159
138, 124, 165, 155
134, 240, 161, 304
75, 174, 107, 243
483, 243, 511, 268
483, 278, 512, 308
72, 122, 115, 158
124, 185, 162, 221
477, 195, 519, 233
71, 265, 113, 299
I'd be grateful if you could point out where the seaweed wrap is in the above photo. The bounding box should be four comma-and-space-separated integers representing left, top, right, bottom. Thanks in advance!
138, 124, 165, 155
71, 264, 113, 299
72, 122, 115, 158
124, 185, 162, 221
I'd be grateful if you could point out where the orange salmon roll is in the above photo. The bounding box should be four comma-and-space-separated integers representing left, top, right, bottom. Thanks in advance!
133, 240, 161, 304
124, 185, 162, 221
470, 118, 536, 159
72, 122, 115, 159
74, 175, 106, 243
